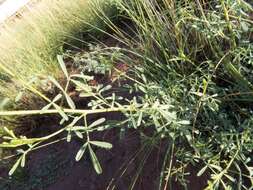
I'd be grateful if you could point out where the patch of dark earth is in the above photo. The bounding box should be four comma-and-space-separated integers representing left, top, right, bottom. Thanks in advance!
0, 125, 208, 190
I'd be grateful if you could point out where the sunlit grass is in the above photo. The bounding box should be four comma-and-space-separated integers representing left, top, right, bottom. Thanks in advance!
0, 0, 114, 102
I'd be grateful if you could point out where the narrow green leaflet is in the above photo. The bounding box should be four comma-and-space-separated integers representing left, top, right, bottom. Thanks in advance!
137, 111, 143, 127
60, 118, 67, 125
41, 103, 52, 112
138, 85, 147, 93
53, 104, 69, 121
67, 131, 72, 142
176, 120, 190, 125
99, 85, 112, 93
88, 144, 102, 174
41, 94, 63, 112
141, 74, 147, 83
209, 164, 222, 172
224, 174, 236, 182
69, 115, 83, 127
130, 112, 137, 129
53, 94, 63, 102
65, 94, 76, 110
71, 126, 87, 131
88, 118, 106, 128
48, 76, 64, 91
9, 157, 22, 176
79, 92, 93, 98
3, 127, 16, 138
75, 142, 88, 161
74, 131, 84, 139
21, 154, 26, 168
197, 165, 208, 176
49, 76, 75, 109
90, 141, 113, 149
57, 55, 68, 78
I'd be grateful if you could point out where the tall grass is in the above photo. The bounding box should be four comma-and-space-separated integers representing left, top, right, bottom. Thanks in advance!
0, 0, 115, 104
92, 0, 253, 189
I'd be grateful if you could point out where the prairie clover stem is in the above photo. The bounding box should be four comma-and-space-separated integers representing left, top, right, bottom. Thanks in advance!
0, 106, 134, 116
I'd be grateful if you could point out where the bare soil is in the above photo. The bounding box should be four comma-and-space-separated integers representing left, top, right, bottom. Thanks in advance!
0, 122, 208, 190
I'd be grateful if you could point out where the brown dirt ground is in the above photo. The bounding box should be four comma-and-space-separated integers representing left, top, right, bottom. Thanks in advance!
0, 112, 208, 190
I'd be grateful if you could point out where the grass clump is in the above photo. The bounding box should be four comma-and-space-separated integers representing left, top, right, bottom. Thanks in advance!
0, 0, 116, 104
108, 0, 253, 188
0, 0, 253, 189
103, 0, 253, 189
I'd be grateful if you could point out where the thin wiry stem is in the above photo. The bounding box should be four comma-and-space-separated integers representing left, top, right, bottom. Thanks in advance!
0, 106, 134, 116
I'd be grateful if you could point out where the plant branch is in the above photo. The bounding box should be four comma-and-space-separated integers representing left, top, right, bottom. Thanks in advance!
0, 106, 135, 116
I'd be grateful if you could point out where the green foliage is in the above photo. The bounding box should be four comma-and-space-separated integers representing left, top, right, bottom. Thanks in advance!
87, 0, 253, 189
0, 45, 181, 179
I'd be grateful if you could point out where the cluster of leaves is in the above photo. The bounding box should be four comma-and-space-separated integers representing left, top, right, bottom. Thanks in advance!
67, 44, 122, 75
0, 55, 116, 175
91, 0, 253, 189
0, 48, 185, 179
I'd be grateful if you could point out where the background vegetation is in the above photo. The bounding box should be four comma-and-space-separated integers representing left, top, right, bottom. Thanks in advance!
0, 0, 115, 104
